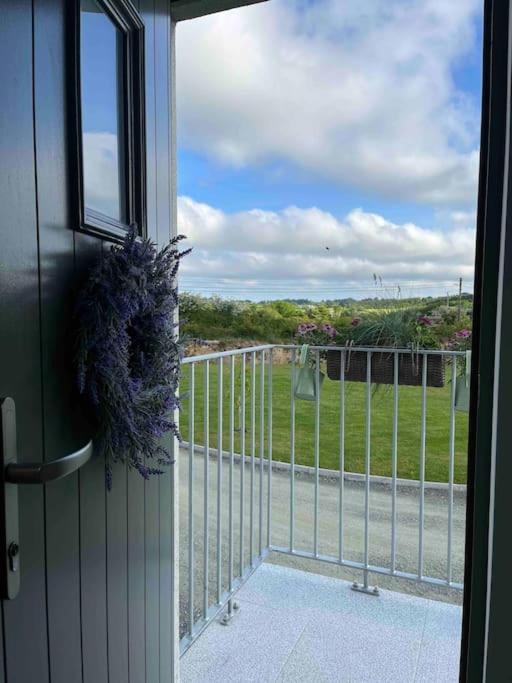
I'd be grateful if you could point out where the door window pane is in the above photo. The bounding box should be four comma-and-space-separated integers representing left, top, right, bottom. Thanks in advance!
81, 0, 126, 222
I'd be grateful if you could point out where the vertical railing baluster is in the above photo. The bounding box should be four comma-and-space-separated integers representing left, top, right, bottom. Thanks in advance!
267, 348, 273, 548
364, 351, 372, 582
259, 350, 265, 556
419, 354, 427, 581
188, 363, 195, 636
250, 352, 256, 564
448, 354, 457, 584
203, 360, 210, 617
216, 357, 223, 603
239, 354, 246, 576
391, 351, 399, 573
314, 349, 320, 557
339, 349, 345, 564
229, 355, 235, 594
290, 348, 296, 552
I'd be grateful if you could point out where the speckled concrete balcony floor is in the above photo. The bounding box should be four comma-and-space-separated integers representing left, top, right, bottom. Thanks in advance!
181, 563, 461, 683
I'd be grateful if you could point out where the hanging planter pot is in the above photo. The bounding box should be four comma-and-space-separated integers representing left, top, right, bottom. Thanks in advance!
294, 345, 324, 401
326, 348, 445, 388
455, 351, 471, 412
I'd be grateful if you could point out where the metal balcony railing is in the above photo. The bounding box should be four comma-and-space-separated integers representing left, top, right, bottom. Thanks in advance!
179, 345, 467, 654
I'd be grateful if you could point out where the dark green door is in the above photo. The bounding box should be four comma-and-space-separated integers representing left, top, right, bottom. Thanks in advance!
0, 1, 176, 681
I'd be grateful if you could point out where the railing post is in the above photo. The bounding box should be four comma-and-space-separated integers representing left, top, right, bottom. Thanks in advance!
239, 353, 246, 575
188, 363, 195, 636
352, 350, 379, 596
448, 354, 457, 585
290, 347, 296, 552
216, 357, 223, 604
220, 356, 240, 627
419, 354, 427, 582
267, 349, 273, 548
391, 351, 399, 574
259, 350, 265, 557
250, 352, 256, 565
338, 349, 345, 565
203, 360, 210, 618
314, 349, 320, 557
228, 355, 235, 595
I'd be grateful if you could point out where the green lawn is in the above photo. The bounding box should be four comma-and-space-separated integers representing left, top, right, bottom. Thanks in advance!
179, 360, 469, 484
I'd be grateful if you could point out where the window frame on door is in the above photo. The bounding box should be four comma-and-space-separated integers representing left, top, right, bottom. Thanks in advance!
69, 0, 146, 241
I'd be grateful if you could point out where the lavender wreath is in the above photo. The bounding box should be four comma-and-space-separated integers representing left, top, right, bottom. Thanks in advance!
75, 229, 190, 489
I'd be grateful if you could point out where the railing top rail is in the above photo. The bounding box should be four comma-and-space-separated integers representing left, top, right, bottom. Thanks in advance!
275, 344, 466, 356
182, 344, 275, 364
183, 343, 466, 363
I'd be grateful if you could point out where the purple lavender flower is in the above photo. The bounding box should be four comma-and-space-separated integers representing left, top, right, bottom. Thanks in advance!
75, 227, 189, 490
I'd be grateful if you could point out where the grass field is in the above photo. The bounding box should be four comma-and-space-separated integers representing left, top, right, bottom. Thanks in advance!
179, 359, 469, 484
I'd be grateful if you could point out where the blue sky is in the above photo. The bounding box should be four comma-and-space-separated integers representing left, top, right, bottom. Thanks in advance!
178, 3, 483, 232
175, 0, 483, 301
178, 150, 439, 229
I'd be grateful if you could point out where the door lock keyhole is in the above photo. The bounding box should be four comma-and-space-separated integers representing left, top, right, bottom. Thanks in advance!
8, 543, 19, 572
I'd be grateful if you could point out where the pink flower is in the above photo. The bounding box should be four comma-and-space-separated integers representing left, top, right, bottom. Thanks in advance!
455, 329, 471, 339
297, 323, 317, 336
417, 315, 433, 327
321, 323, 338, 338
351, 317, 361, 327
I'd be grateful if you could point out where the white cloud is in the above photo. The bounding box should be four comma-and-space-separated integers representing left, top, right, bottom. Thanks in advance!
82, 132, 121, 219
177, 0, 481, 206
178, 196, 475, 288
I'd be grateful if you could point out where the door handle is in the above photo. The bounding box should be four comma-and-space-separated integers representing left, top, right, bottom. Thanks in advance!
0, 397, 93, 598
5, 439, 93, 484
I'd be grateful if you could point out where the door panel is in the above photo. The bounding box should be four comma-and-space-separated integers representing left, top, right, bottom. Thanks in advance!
0, 1, 49, 681
128, 467, 146, 683
0, 0, 177, 680
105, 363, 129, 683
34, 1, 83, 681
77, 229, 109, 683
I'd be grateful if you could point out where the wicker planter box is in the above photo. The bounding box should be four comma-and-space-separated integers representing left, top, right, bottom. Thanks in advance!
326, 349, 445, 388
